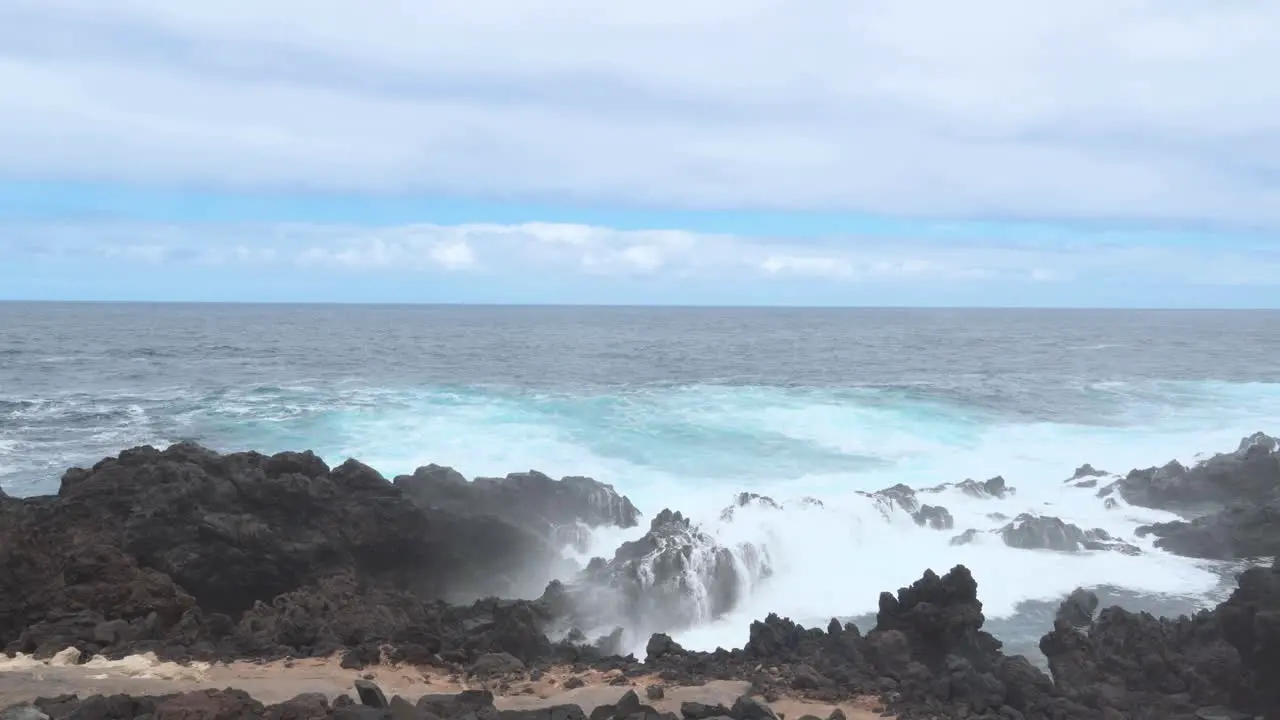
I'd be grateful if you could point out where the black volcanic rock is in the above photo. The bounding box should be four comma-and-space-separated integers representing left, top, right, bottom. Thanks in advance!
911, 504, 954, 531
1070, 463, 1107, 480
0, 443, 609, 664
999, 514, 1140, 554
556, 509, 770, 635
720, 492, 781, 522
1137, 500, 1280, 560
393, 465, 640, 552
1111, 432, 1280, 511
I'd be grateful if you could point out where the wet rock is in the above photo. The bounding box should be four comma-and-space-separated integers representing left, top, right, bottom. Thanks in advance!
998, 514, 1139, 554
1115, 432, 1280, 511
953, 476, 1014, 499
911, 505, 954, 531
1070, 464, 1106, 480
1137, 499, 1280, 560
393, 465, 640, 554
559, 510, 770, 634
866, 484, 920, 514
720, 493, 780, 522
1055, 589, 1099, 628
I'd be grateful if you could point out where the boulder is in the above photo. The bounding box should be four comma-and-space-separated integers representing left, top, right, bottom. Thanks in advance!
998, 514, 1139, 554
1113, 432, 1280, 511
1137, 500, 1280, 560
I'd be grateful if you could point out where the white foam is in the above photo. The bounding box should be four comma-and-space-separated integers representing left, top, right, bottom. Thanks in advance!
0, 650, 210, 681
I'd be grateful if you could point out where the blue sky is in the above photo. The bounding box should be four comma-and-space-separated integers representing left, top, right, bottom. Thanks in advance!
2, 1, 1279, 307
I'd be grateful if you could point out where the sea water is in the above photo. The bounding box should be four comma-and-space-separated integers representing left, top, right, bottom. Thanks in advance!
2, 303, 1278, 659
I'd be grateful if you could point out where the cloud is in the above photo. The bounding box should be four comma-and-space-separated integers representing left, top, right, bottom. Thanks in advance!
4, 220, 1278, 288
1, 1, 1280, 224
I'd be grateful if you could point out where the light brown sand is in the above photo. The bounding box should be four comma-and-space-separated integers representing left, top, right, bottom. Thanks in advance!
0, 652, 893, 718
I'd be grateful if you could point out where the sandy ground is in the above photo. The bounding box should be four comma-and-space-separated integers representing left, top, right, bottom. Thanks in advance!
0, 652, 892, 719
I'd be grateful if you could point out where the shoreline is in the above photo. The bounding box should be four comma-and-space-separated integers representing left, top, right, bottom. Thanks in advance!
3, 436, 1278, 719
0, 655, 890, 719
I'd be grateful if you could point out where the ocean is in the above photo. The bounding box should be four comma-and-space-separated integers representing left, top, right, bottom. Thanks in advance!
3, 302, 1279, 660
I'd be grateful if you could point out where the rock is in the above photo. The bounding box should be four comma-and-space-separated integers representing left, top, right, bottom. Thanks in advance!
393, 465, 640, 554
681, 702, 731, 720
558, 509, 770, 634
730, 695, 777, 720
720, 493, 781, 521
1055, 589, 1099, 628
354, 680, 388, 709
911, 504, 954, 531
0, 705, 49, 720
1070, 464, 1106, 480
471, 652, 526, 676
999, 514, 1139, 554
563, 678, 586, 690
865, 484, 920, 514
646, 633, 684, 661
954, 476, 1014, 499
264, 693, 331, 720
646, 685, 665, 700
1115, 432, 1280, 511
1137, 499, 1280, 560
154, 689, 264, 720
416, 690, 497, 719
949, 529, 982, 546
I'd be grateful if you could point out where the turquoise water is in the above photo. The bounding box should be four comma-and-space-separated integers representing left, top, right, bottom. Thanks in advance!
2, 303, 1278, 656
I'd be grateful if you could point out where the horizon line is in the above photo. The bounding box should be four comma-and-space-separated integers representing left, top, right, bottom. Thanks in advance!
2, 299, 1276, 312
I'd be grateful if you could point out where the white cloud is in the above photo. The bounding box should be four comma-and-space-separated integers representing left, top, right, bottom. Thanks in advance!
4, 220, 1278, 287
2, 1, 1280, 223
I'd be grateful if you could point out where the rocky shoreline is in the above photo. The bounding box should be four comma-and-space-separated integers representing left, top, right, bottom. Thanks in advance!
2, 435, 1278, 719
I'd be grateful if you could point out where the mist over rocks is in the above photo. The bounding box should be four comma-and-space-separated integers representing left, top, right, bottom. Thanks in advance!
4, 436, 1280, 718
551, 508, 772, 642
997, 514, 1140, 555
0, 443, 634, 666
393, 465, 640, 553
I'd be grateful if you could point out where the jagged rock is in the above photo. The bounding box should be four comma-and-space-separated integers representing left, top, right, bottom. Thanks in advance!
999, 514, 1140, 554
1115, 432, 1280, 511
949, 529, 982, 546
646, 633, 684, 661
0, 443, 586, 664
1055, 589, 1099, 628
1137, 500, 1280, 560
1071, 463, 1106, 480
355, 679, 388, 708
911, 504, 954, 530
720, 493, 780, 522
556, 510, 770, 635
393, 465, 640, 553
953, 476, 1014, 499
864, 484, 920, 514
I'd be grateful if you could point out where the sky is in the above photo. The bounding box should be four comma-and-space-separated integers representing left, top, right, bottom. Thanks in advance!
1, 1, 1279, 307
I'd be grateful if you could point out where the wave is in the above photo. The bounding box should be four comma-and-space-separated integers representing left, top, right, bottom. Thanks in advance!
3, 379, 1279, 658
